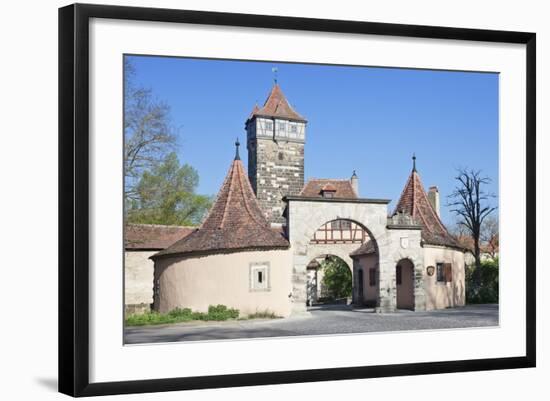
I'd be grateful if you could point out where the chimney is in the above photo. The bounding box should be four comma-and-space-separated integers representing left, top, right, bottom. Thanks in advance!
351, 170, 359, 197
428, 186, 440, 217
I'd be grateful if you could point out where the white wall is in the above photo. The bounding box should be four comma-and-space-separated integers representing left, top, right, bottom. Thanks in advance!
124, 250, 156, 310
155, 249, 293, 317
0, 1, 547, 401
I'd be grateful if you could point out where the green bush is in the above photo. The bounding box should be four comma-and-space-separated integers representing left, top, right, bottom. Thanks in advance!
466, 258, 499, 304
246, 310, 280, 319
207, 304, 239, 320
125, 304, 240, 326
168, 307, 193, 318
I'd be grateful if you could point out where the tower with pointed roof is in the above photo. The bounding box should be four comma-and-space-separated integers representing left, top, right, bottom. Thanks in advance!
393, 155, 459, 248
152, 140, 289, 260
246, 84, 307, 226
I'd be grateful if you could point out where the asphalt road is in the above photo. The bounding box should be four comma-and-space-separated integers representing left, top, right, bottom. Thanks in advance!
124, 304, 499, 344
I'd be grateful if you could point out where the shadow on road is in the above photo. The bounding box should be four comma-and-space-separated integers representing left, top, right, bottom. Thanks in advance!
308, 303, 375, 313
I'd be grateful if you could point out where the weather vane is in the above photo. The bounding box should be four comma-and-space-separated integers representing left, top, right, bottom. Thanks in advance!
272, 67, 278, 84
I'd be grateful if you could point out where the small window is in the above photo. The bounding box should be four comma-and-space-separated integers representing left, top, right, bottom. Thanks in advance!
436, 262, 445, 282
250, 263, 270, 291
396, 265, 402, 285
278, 152, 284, 161
369, 268, 376, 286
330, 220, 351, 230
289, 124, 298, 133
265, 121, 273, 131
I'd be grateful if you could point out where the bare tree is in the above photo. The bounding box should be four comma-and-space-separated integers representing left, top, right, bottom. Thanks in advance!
481, 215, 499, 259
124, 58, 176, 203
448, 223, 473, 256
448, 168, 497, 286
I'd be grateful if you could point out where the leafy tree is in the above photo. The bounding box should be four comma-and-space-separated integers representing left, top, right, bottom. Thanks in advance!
124, 58, 177, 205
321, 256, 352, 299
127, 152, 212, 226
447, 168, 497, 289
465, 257, 499, 304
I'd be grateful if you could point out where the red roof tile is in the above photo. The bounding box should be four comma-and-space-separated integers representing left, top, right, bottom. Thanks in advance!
349, 240, 377, 257
250, 84, 306, 122
300, 179, 358, 199
125, 224, 195, 250
455, 235, 499, 254
153, 156, 289, 259
394, 168, 460, 248
321, 183, 337, 192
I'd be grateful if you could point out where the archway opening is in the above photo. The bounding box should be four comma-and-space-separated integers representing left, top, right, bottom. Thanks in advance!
396, 258, 415, 310
306, 255, 352, 306
307, 218, 380, 308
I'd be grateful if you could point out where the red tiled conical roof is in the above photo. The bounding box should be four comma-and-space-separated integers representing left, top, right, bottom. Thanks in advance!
152, 155, 289, 259
394, 167, 460, 248
250, 84, 306, 122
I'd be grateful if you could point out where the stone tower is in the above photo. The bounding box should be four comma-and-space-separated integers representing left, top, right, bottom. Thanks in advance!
246, 84, 307, 225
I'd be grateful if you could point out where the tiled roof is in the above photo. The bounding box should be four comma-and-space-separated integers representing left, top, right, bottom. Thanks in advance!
455, 235, 499, 254
250, 84, 306, 122
321, 183, 337, 192
300, 179, 358, 199
125, 224, 195, 250
349, 240, 377, 257
152, 156, 289, 259
394, 168, 460, 248
248, 104, 260, 119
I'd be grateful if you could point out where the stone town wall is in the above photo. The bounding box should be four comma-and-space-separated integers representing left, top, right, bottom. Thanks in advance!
124, 250, 156, 314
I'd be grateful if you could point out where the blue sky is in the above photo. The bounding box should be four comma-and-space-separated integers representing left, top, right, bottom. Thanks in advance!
126, 55, 499, 227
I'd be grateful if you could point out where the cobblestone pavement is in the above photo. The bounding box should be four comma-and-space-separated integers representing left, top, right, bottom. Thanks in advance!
124, 304, 499, 344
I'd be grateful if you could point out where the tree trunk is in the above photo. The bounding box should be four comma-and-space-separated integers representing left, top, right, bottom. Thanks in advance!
473, 237, 482, 287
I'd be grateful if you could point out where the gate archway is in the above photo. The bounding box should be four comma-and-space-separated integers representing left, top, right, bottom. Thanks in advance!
306, 254, 352, 305
285, 198, 391, 315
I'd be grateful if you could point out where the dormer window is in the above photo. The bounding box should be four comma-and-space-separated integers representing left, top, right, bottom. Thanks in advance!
320, 183, 337, 199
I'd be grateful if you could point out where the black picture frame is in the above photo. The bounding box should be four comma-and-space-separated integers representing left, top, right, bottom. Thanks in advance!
59, 3, 536, 397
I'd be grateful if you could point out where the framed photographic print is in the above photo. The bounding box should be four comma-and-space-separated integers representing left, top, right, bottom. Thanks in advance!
58, 3, 536, 397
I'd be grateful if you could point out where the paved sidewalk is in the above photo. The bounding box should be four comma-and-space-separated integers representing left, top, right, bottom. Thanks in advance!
124, 304, 499, 344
